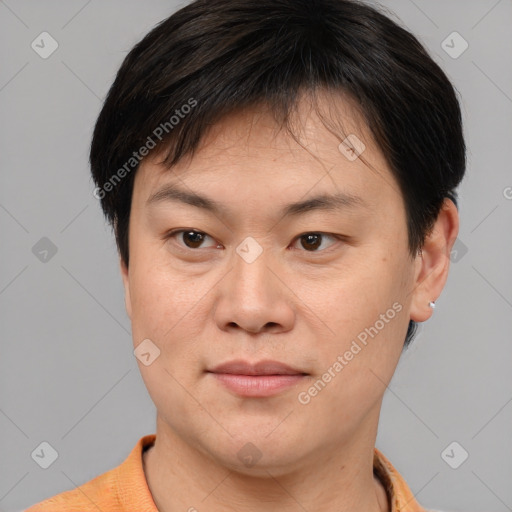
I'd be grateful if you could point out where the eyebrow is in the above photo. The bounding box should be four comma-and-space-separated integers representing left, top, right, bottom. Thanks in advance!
146, 183, 368, 218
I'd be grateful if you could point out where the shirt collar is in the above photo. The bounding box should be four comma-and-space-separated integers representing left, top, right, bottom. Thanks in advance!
374, 447, 427, 512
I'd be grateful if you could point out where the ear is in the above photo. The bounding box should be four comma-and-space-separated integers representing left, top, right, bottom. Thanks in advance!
409, 198, 459, 322
120, 257, 132, 320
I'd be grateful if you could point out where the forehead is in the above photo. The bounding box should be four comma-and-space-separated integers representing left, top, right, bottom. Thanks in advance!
133, 91, 401, 213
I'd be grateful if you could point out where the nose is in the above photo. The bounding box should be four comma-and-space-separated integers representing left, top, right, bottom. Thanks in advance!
213, 244, 295, 335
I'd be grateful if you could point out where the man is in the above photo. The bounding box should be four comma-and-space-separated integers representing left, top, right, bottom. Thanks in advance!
26, 0, 465, 510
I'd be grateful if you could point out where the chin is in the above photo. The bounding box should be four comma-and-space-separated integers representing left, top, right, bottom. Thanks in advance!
201, 428, 308, 476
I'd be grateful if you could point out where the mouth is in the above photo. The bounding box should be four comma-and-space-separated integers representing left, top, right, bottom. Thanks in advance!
206, 360, 309, 397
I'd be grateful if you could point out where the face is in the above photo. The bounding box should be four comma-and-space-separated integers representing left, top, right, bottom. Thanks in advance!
122, 94, 427, 474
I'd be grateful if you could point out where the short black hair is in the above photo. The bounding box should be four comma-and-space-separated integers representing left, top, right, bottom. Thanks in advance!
90, 0, 466, 347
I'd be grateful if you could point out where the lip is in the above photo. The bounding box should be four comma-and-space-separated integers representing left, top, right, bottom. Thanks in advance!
209, 359, 306, 376
207, 360, 308, 397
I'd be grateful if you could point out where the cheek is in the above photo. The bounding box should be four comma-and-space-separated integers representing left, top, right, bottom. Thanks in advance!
128, 259, 189, 341
309, 259, 395, 329
128, 263, 209, 403
303, 251, 411, 372
294, 284, 408, 433
127, 256, 218, 367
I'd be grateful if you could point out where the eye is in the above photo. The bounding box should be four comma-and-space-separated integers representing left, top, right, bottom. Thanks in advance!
292, 232, 339, 252
165, 229, 220, 250
164, 229, 342, 253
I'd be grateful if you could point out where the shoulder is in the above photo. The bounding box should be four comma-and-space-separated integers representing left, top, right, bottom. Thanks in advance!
24, 465, 120, 512
24, 434, 156, 512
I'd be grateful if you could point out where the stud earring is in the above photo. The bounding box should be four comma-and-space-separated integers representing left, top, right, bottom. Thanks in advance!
428, 301, 436, 309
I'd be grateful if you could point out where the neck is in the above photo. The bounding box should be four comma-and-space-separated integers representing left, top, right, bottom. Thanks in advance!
143, 413, 389, 512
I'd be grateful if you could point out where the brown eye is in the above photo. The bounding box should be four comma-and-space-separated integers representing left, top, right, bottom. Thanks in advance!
182, 230, 207, 249
166, 229, 219, 250
295, 232, 337, 252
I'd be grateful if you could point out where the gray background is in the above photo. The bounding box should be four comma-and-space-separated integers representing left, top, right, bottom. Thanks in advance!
0, 0, 511, 511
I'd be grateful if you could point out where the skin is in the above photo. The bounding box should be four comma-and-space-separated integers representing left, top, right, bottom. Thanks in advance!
121, 92, 459, 512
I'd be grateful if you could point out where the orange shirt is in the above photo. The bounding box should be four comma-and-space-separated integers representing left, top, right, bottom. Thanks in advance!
25, 434, 427, 512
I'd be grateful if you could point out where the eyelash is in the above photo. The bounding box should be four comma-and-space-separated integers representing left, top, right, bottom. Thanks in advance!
163, 229, 344, 254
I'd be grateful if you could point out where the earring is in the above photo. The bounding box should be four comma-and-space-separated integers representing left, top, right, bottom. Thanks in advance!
428, 301, 436, 309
